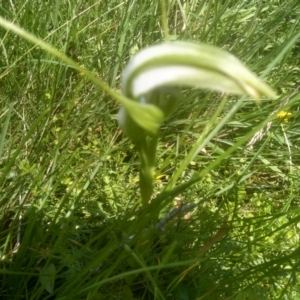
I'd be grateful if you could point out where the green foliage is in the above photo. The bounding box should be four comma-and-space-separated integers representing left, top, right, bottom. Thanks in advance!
0, 0, 300, 299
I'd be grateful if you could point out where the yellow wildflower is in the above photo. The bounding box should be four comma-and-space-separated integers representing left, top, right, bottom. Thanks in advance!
131, 173, 166, 184
277, 110, 292, 123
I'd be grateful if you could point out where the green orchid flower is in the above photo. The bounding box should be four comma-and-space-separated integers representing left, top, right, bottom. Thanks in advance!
118, 41, 277, 204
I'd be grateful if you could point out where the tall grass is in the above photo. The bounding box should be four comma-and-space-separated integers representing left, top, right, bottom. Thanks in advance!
0, 0, 300, 299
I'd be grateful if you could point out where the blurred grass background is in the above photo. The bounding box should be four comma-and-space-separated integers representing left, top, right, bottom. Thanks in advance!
0, 0, 300, 299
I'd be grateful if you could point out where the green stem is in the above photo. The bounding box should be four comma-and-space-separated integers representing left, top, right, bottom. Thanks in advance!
136, 135, 159, 205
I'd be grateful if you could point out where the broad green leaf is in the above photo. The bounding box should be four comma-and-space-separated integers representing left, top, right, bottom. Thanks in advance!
39, 263, 56, 294
121, 285, 133, 300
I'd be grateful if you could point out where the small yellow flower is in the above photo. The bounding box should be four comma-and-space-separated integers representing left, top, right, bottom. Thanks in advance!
131, 173, 166, 184
277, 110, 292, 123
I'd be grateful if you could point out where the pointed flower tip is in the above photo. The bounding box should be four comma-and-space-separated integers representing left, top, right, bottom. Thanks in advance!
121, 41, 277, 102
